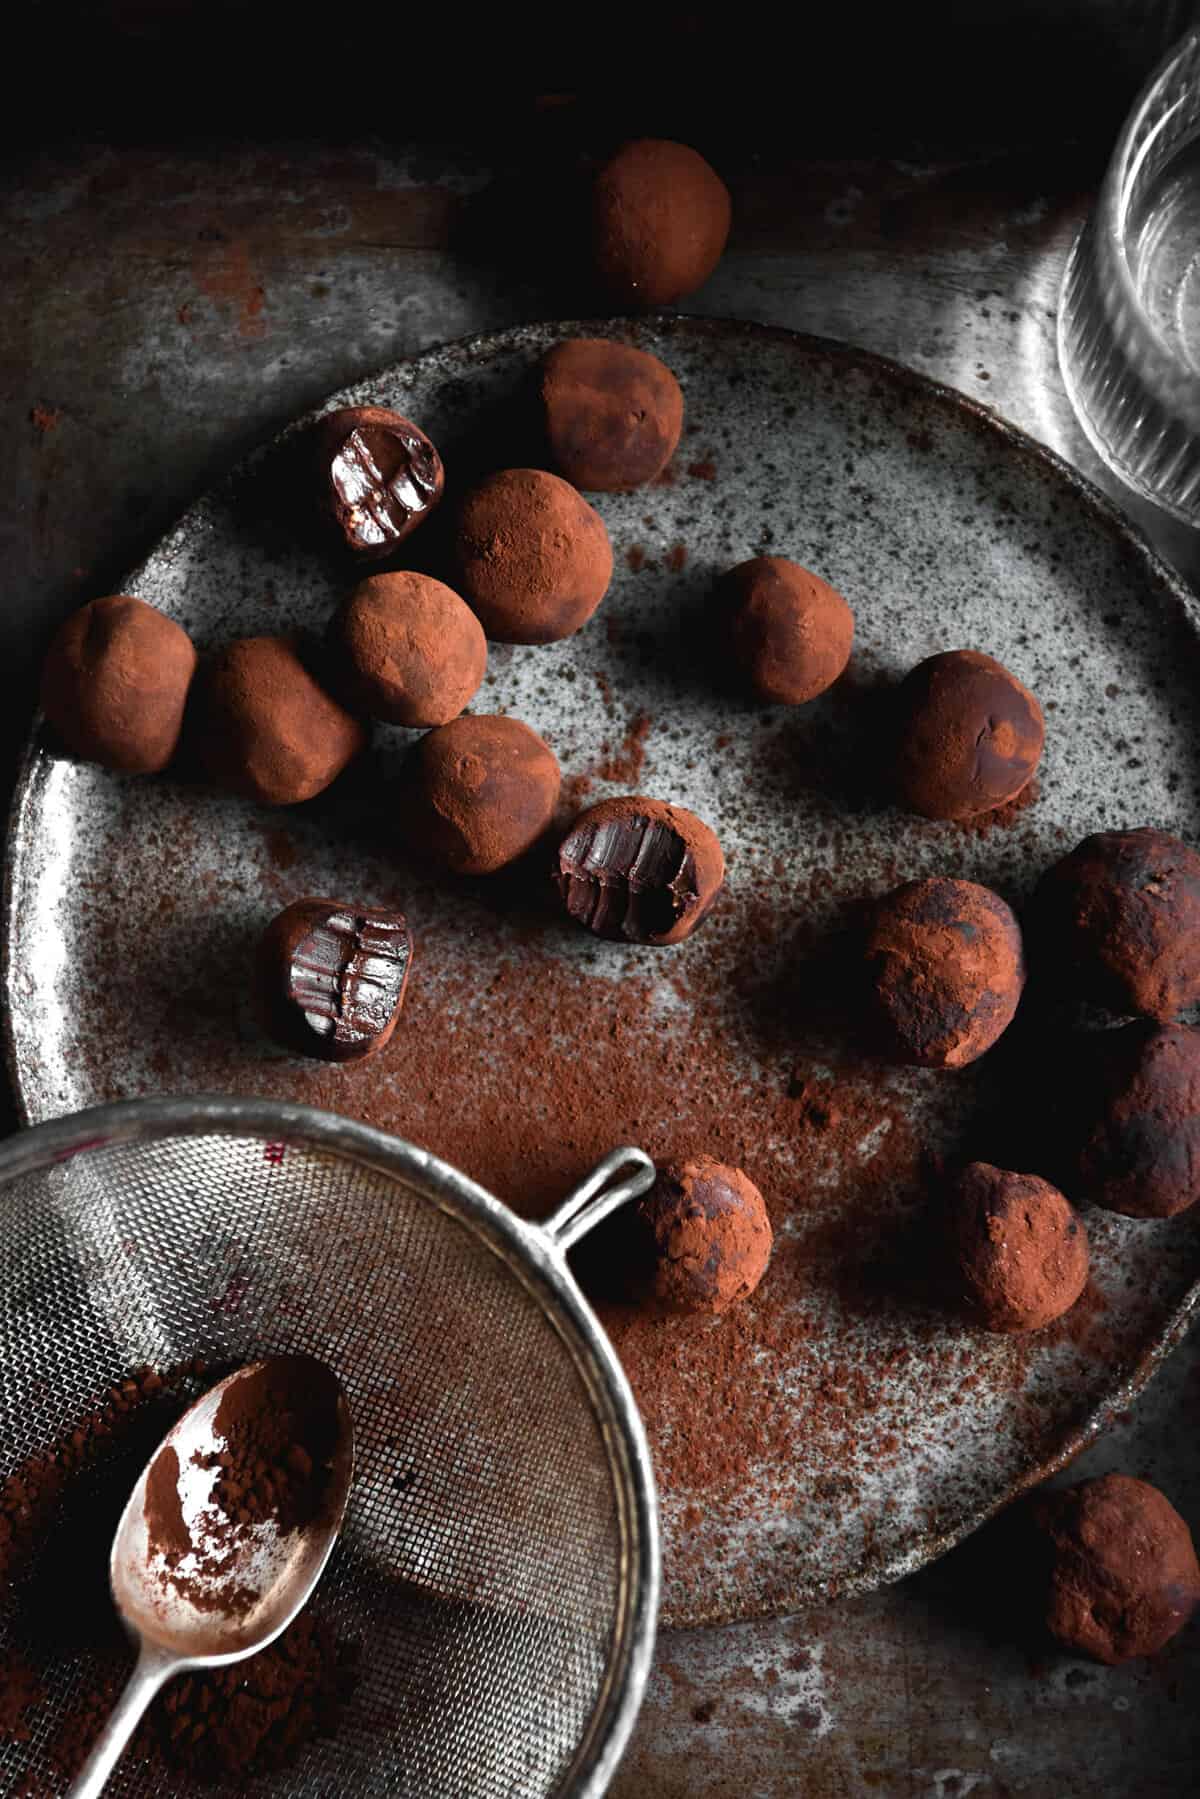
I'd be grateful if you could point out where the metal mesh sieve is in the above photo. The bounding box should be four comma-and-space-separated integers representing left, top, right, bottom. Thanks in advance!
0, 1096, 659, 1799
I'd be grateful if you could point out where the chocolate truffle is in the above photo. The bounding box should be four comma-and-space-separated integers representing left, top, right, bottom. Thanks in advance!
258, 898, 413, 1063
638, 1156, 772, 1315
400, 714, 560, 876
315, 404, 443, 558
864, 877, 1025, 1068
556, 796, 725, 945
1033, 1474, 1200, 1664
947, 1163, 1088, 1332
1077, 1022, 1200, 1217
331, 571, 486, 727
540, 337, 684, 491
721, 556, 854, 705
195, 636, 366, 806
893, 649, 1044, 820
40, 594, 196, 775
590, 139, 731, 307
1037, 827, 1200, 1021
453, 468, 613, 644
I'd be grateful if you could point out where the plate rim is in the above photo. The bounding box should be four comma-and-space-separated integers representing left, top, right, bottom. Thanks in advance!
6, 314, 1200, 1622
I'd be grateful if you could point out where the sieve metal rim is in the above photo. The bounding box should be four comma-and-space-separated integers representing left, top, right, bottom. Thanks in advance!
0, 1091, 661, 1799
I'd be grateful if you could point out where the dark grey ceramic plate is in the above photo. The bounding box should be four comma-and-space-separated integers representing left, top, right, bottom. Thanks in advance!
7, 318, 1200, 1628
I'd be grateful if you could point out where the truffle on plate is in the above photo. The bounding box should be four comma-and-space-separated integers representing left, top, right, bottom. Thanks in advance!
195, 635, 366, 806
590, 139, 731, 307
453, 468, 613, 644
1077, 1021, 1200, 1217
638, 1156, 772, 1314
400, 713, 561, 876
864, 877, 1025, 1068
946, 1162, 1088, 1332
893, 649, 1044, 820
1033, 1474, 1200, 1663
331, 571, 486, 727
40, 594, 197, 775
258, 898, 413, 1063
720, 556, 854, 705
1036, 826, 1200, 1021
314, 404, 443, 558
540, 337, 684, 491
555, 796, 725, 945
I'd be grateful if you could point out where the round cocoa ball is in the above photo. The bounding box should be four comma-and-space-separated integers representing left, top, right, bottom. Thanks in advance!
40, 595, 197, 775
1037, 827, 1200, 1021
1033, 1474, 1200, 1663
893, 649, 1044, 820
638, 1156, 772, 1314
555, 795, 725, 945
721, 556, 854, 705
314, 404, 443, 558
258, 897, 413, 1063
591, 139, 731, 307
864, 877, 1025, 1068
947, 1163, 1088, 1332
540, 337, 684, 491
400, 714, 561, 876
332, 571, 486, 727
453, 468, 613, 644
195, 636, 366, 806
1077, 1022, 1200, 1217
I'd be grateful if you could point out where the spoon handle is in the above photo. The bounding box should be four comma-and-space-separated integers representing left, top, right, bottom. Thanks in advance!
66, 1638, 177, 1798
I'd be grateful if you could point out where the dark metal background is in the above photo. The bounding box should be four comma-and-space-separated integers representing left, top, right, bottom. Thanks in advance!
3, 6, 1200, 1790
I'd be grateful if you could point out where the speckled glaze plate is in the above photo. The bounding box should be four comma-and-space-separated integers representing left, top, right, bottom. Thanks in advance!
7, 318, 1200, 1629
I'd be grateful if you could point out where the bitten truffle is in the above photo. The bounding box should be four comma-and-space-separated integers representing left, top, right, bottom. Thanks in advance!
721, 556, 854, 705
314, 405, 443, 558
540, 337, 684, 491
195, 636, 366, 806
453, 468, 613, 644
258, 898, 413, 1063
638, 1156, 772, 1314
864, 877, 1025, 1068
556, 796, 725, 945
590, 139, 731, 307
400, 714, 561, 876
894, 649, 1044, 820
331, 571, 486, 727
40, 595, 197, 775
1077, 1022, 1200, 1217
1037, 827, 1200, 1021
1033, 1474, 1200, 1663
947, 1163, 1088, 1332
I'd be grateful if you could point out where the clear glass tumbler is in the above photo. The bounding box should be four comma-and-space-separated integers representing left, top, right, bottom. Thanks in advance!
1058, 25, 1200, 523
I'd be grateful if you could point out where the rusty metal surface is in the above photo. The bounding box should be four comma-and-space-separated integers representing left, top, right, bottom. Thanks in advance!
3, 136, 1200, 1791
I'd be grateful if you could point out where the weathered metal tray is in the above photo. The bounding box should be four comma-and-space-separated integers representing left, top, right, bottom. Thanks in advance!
6, 317, 1200, 1628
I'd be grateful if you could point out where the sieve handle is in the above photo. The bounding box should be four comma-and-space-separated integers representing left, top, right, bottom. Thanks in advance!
66, 1636, 177, 1798
540, 1147, 656, 1253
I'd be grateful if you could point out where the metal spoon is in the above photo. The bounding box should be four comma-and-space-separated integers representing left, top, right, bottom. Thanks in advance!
67, 1354, 354, 1798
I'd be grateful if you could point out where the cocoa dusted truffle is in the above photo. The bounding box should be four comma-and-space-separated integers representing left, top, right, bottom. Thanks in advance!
331, 571, 486, 727
590, 139, 731, 307
259, 898, 413, 1063
638, 1156, 772, 1314
1077, 1022, 1200, 1217
195, 636, 366, 806
453, 468, 613, 644
540, 338, 684, 492
946, 1163, 1088, 1332
864, 877, 1025, 1068
721, 556, 854, 705
1033, 1475, 1200, 1663
894, 649, 1044, 820
314, 404, 443, 559
555, 796, 725, 945
40, 594, 197, 774
400, 713, 560, 876
1037, 827, 1200, 1021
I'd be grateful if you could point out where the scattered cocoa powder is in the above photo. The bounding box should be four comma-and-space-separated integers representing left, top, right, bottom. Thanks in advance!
687, 457, 717, 481
595, 711, 651, 784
